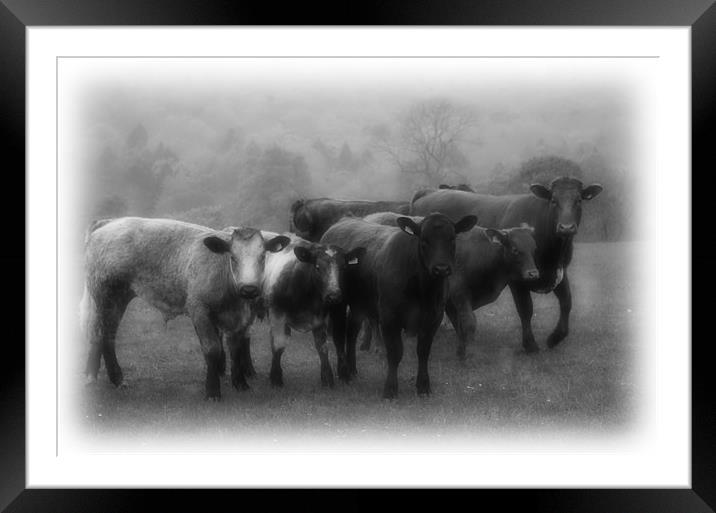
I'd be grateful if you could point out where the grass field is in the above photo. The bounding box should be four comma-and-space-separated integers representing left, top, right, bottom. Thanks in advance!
73, 241, 643, 447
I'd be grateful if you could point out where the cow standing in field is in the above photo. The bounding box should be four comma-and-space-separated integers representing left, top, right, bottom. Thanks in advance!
80, 217, 290, 400
259, 231, 365, 388
321, 213, 477, 398
365, 212, 540, 359
411, 176, 602, 352
289, 198, 410, 242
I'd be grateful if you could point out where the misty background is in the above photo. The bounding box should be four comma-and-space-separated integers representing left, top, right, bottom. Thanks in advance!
76, 64, 638, 242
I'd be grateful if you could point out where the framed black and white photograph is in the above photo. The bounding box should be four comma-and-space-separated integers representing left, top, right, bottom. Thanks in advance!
5, 0, 713, 511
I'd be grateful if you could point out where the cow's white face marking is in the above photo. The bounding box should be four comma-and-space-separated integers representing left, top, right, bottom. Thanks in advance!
231, 233, 265, 287
263, 246, 296, 295
325, 259, 341, 298
325, 248, 337, 257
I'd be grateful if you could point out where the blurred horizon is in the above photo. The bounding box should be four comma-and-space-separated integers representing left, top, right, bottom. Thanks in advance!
68, 58, 640, 241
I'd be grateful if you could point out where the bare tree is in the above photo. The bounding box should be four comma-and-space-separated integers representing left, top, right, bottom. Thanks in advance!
375, 99, 474, 186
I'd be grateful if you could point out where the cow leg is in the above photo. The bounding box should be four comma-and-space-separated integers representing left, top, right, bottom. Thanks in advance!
381, 322, 403, 399
447, 297, 475, 361
313, 326, 334, 388
509, 282, 539, 353
226, 330, 250, 391
358, 319, 373, 351
416, 318, 441, 396
83, 286, 130, 387
240, 333, 256, 378
547, 273, 571, 348
269, 314, 290, 387
346, 312, 362, 377
189, 305, 224, 400
100, 292, 133, 387
330, 303, 350, 383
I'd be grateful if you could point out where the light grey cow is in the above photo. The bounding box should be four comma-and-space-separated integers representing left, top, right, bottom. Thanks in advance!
80, 216, 289, 400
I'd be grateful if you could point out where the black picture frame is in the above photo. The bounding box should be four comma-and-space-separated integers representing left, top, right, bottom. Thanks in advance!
4, 0, 712, 511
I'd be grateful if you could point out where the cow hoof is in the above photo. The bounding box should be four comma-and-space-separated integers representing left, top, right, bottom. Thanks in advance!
205, 393, 221, 402
456, 347, 467, 361
321, 370, 335, 388
382, 384, 398, 399
108, 370, 124, 388
416, 378, 431, 396
546, 332, 567, 348
116, 381, 129, 390
85, 374, 98, 386
270, 374, 284, 388
232, 378, 250, 391
523, 342, 540, 354
337, 365, 351, 383
243, 367, 257, 378
349, 367, 358, 377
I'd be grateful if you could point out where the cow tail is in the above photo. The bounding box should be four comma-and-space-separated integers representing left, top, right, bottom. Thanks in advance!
79, 280, 96, 339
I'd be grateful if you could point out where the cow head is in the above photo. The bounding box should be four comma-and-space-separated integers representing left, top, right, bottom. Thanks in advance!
294, 243, 366, 305
290, 199, 315, 241
530, 177, 603, 237
397, 213, 477, 278
204, 228, 290, 299
486, 224, 539, 281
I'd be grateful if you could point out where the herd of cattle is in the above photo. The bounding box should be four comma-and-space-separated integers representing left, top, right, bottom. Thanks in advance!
80, 176, 602, 400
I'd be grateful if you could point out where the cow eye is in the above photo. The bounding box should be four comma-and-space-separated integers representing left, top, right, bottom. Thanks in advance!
512, 247, 519, 255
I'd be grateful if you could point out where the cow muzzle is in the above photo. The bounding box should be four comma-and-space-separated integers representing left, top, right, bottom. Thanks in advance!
556, 223, 577, 235
523, 269, 540, 281
431, 264, 452, 277
238, 284, 260, 299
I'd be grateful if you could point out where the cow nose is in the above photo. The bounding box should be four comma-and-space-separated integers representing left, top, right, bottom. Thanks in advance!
239, 285, 259, 298
524, 269, 540, 281
432, 264, 452, 277
557, 223, 577, 234
325, 292, 342, 305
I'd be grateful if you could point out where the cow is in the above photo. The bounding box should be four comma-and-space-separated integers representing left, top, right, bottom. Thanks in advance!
439, 183, 475, 192
364, 212, 539, 359
321, 212, 477, 398
289, 198, 410, 242
258, 231, 365, 388
80, 216, 290, 400
411, 176, 602, 352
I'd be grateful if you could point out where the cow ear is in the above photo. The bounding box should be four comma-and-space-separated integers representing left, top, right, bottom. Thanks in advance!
203, 236, 230, 254
530, 184, 551, 200
265, 235, 290, 253
581, 183, 603, 200
485, 228, 508, 246
397, 217, 421, 237
454, 215, 477, 234
346, 247, 366, 265
294, 245, 314, 263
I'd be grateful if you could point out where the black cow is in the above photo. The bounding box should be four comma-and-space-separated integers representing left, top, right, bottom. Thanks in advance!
411, 176, 602, 352
80, 217, 290, 399
321, 213, 477, 398
364, 212, 539, 359
289, 198, 410, 242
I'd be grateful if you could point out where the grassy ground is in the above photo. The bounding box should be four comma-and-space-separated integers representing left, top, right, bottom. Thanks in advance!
73, 241, 642, 447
